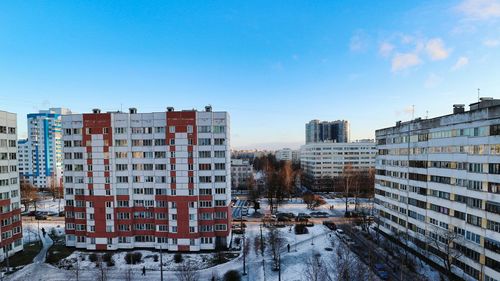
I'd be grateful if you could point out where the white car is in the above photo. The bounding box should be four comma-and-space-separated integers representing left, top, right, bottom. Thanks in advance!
335, 229, 345, 238
343, 235, 355, 245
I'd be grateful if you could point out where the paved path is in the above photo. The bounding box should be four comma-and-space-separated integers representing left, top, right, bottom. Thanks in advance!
33, 230, 53, 263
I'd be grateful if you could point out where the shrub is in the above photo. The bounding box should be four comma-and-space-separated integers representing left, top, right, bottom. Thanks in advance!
174, 253, 183, 263
223, 270, 241, 281
125, 252, 143, 264
153, 254, 159, 262
103, 253, 114, 266
295, 224, 309, 234
234, 237, 241, 246
89, 253, 98, 263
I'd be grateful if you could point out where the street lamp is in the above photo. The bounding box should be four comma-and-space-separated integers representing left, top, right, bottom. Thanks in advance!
160, 243, 163, 281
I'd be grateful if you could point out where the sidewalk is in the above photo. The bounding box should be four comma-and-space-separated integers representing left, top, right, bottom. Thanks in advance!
33, 230, 53, 263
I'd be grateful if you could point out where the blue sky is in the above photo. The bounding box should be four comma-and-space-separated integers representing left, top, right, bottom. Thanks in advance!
0, 0, 499, 149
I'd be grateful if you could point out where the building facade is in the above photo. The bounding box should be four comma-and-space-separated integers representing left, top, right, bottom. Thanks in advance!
275, 148, 299, 163
230, 159, 253, 190
63, 107, 231, 251
375, 99, 500, 281
300, 141, 376, 190
305, 119, 350, 144
18, 108, 71, 189
0, 111, 23, 261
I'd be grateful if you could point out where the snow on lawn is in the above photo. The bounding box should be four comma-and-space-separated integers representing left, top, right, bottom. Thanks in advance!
57, 250, 238, 272
23, 197, 65, 214
23, 220, 65, 244
259, 197, 372, 216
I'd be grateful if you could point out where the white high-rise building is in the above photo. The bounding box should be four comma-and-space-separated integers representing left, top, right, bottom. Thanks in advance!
62, 106, 232, 251
0, 111, 23, 261
375, 99, 500, 281
18, 108, 72, 188
300, 141, 376, 190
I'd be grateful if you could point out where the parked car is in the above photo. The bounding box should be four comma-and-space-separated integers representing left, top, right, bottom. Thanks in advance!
297, 213, 311, 219
335, 229, 345, 238
322, 220, 337, 230
343, 236, 355, 246
374, 264, 389, 280
35, 214, 48, 220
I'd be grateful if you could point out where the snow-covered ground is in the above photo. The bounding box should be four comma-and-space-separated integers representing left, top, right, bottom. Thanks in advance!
27, 197, 65, 214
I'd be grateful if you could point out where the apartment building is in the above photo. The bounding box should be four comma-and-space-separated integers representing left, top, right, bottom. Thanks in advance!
275, 148, 299, 163
18, 108, 72, 188
63, 106, 231, 251
305, 119, 350, 144
230, 159, 253, 190
0, 111, 23, 261
301, 141, 376, 190
375, 99, 500, 281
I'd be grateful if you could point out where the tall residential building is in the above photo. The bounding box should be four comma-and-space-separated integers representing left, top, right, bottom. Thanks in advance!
0, 111, 23, 261
62, 106, 231, 251
275, 148, 300, 163
300, 141, 376, 190
231, 159, 253, 190
18, 108, 72, 189
375, 99, 500, 281
305, 119, 349, 144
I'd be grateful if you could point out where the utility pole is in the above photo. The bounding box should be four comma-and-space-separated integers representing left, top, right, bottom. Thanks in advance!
4, 247, 9, 274
160, 244, 163, 281
243, 234, 247, 275
278, 252, 281, 281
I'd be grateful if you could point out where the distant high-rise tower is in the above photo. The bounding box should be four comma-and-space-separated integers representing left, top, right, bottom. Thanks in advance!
305, 120, 349, 143
18, 108, 72, 188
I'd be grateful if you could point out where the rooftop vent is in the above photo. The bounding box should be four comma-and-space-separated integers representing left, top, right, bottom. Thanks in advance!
167, 107, 174, 112
396, 121, 402, 127
205, 105, 212, 112
92, 108, 101, 114
453, 104, 465, 114
129, 108, 137, 114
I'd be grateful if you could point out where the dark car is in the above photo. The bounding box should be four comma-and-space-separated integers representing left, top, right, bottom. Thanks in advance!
322, 220, 337, 230
35, 214, 48, 220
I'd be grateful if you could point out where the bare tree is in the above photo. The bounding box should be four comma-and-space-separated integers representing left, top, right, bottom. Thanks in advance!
266, 226, 285, 270
253, 236, 261, 257
176, 260, 200, 281
123, 264, 133, 281
426, 226, 463, 279
334, 243, 356, 281
340, 164, 359, 214
303, 251, 331, 281
20, 179, 39, 212
96, 254, 108, 281
72, 255, 81, 281
247, 174, 260, 212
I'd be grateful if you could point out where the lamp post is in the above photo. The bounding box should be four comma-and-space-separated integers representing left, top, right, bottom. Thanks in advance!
160, 243, 163, 281
242, 234, 247, 276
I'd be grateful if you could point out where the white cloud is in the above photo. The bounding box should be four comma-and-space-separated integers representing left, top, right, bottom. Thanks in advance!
425, 38, 451, 61
452, 56, 469, 70
349, 30, 368, 52
391, 53, 422, 72
483, 38, 500, 47
379, 42, 394, 57
456, 0, 500, 20
424, 73, 442, 88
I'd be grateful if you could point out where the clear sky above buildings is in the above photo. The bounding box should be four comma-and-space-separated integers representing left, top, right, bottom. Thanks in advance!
0, 0, 499, 149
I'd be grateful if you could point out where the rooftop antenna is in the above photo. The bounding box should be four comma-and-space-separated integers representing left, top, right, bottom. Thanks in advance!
477, 88, 480, 102
412, 105, 415, 120
425, 110, 429, 119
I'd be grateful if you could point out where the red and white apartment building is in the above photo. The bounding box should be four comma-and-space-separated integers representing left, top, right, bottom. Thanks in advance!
0, 111, 23, 261
62, 106, 231, 251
